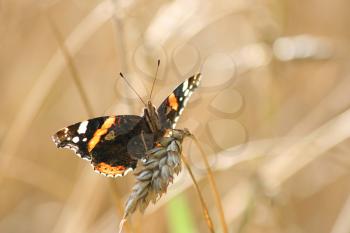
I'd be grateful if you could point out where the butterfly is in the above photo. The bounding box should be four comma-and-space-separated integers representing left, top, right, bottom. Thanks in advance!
52, 64, 201, 178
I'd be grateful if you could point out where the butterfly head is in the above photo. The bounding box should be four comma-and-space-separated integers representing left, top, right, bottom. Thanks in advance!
146, 100, 156, 112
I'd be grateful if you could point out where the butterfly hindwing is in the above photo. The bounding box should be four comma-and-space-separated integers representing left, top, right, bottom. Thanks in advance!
89, 116, 154, 177
157, 73, 201, 129
52, 115, 154, 177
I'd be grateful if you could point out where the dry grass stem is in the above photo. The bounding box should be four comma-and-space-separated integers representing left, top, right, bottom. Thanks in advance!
47, 15, 94, 117
110, 182, 133, 233
330, 193, 350, 233
51, 168, 106, 233
181, 153, 216, 233
261, 108, 350, 192
191, 135, 228, 233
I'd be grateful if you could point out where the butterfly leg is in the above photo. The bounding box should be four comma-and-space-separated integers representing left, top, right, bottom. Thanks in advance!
140, 130, 150, 151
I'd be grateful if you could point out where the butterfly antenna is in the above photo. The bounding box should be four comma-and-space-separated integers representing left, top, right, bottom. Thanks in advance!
119, 72, 147, 106
149, 59, 160, 101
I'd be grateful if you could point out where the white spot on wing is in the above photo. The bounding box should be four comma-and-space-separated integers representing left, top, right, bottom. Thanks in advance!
72, 136, 79, 143
184, 89, 190, 96
77, 121, 89, 134
183, 98, 189, 106
182, 80, 188, 92
94, 169, 102, 174
63, 143, 80, 154
123, 168, 133, 176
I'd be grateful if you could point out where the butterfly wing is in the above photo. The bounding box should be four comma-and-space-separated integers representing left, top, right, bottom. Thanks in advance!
157, 73, 201, 129
52, 115, 154, 177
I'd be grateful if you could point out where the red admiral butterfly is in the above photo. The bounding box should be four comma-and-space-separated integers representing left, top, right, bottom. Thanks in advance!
52, 63, 201, 178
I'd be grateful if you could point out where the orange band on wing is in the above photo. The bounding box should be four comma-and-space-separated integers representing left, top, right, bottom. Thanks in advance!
95, 162, 126, 176
168, 93, 179, 111
88, 116, 116, 152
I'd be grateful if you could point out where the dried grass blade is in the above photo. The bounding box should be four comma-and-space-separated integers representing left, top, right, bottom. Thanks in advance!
47, 14, 94, 116
191, 135, 228, 233
181, 153, 216, 233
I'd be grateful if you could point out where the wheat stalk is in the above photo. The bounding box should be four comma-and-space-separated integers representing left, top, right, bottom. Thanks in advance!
119, 129, 215, 233
191, 135, 228, 233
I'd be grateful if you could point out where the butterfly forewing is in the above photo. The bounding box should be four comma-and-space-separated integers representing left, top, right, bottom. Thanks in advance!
157, 73, 201, 129
52, 117, 107, 160
52, 115, 154, 177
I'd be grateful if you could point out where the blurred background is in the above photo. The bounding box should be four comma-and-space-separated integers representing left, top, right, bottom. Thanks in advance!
1, 0, 350, 233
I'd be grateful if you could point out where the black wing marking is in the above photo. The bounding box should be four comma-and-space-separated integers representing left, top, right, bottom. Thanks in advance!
52, 115, 154, 177
157, 73, 201, 129
52, 117, 110, 161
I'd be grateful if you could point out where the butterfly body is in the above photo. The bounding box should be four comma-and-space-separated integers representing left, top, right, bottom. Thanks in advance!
52, 74, 201, 177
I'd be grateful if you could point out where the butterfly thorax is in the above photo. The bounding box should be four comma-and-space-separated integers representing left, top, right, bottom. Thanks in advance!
143, 100, 162, 134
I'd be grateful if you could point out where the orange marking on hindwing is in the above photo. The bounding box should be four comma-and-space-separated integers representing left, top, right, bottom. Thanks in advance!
95, 162, 126, 176
88, 116, 116, 152
168, 93, 179, 111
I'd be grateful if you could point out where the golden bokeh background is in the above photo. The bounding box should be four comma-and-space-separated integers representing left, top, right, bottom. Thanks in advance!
1, 0, 350, 233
